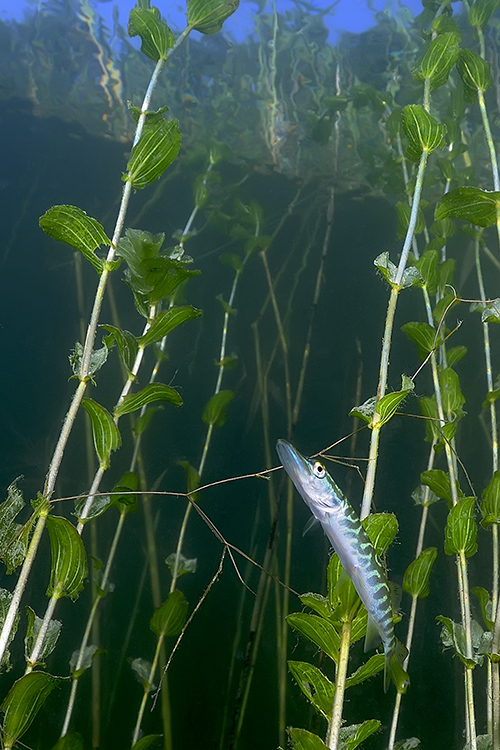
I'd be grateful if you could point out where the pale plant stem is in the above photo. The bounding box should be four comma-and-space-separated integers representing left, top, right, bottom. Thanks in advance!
327, 620, 352, 750
61, 510, 126, 737
458, 550, 477, 750
132, 632, 165, 746
492, 568, 500, 749
361, 152, 428, 520
474, 238, 499, 739
25, 593, 58, 673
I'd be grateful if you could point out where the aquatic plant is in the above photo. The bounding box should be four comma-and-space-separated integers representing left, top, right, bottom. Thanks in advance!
2, 0, 500, 749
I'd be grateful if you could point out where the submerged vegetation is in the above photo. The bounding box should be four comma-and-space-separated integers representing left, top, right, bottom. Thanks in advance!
1, 0, 500, 748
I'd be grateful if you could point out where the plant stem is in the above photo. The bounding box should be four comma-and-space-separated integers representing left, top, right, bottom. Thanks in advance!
132, 632, 166, 746
326, 620, 351, 750
360, 151, 428, 520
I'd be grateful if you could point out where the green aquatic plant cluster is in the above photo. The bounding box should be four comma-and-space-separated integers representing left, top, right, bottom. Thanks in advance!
2, 0, 500, 749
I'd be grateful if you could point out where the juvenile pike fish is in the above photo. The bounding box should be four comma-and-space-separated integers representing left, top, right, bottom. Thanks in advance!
276, 439, 408, 693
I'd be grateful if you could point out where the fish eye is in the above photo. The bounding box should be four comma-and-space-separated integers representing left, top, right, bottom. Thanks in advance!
312, 461, 326, 478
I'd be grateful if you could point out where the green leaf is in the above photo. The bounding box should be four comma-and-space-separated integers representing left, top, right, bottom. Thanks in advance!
286, 613, 339, 663
125, 109, 181, 189
69, 645, 104, 679
51, 732, 85, 750
435, 186, 500, 227
457, 49, 493, 100
349, 395, 376, 424
69, 342, 108, 382
414, 32, 460, 89
39, 205, 110, 275
130, 657, 155, 692
114, 383, 182, 418
74, 494, 112, 525
394, 739, 422, 749
374, 251, 421, 288
403, 547, 438, 599
46, 516, 88, 600
216, 293, 237, 316
128, 6, 175, 61
81, 398, 121, 470
0, 480, 27, 574
133, 406, 163, 436
138, 306, 202, 348
178, 460, 200, 496
202, 390, 234, 427
111, 471, 139, 514
415, 249, 439, 294
101, 326, 138, 374
437, 615, 480, 667
216, 355, 238, 369
288, 727, 329, 750
481, 470, 500, 528
481, 299, 500, 324
142, 257, 199, 305
165, 552, 197, 577
444, 497, 477, 557
420, 395, 441, 445
447, 346, 467, 368
150, 590, 188, 638
132, 735, 162, 750
1, 672, 63, 749
220, 253, 244, 273
421, 469, 453, 503
440, 367, 465, 416
187, 0, 240, 34
472, 587, 494, 631
363, 512, 398, 556
300, 592, 332, 620
340, 719, 381, 749
0, 589, 19, 672
402, 321, 442, 360
375, 376, 414, 426
469, 0, 499, 29
327, 554, 343, 604
345, 654, 384, 688
25, 606, 62, 668
288, 661, 334, 720
411, 484, 440, 507
401, 104, 446, 162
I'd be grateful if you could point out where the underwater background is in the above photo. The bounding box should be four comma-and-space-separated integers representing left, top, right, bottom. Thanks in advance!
0, 1, 499, 749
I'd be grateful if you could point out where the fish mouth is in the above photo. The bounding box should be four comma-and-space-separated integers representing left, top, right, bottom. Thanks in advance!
276, 439, 311, 487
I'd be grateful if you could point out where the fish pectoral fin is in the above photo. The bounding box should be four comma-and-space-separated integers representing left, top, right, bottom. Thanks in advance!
364, 615, 381, 653
302, 516, 319, 538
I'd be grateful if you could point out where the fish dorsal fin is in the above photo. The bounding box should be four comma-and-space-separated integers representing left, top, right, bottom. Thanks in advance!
302, 516, 319, 537
364, 615, 381, 652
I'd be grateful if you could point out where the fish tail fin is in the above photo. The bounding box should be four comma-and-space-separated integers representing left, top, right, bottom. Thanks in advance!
384, 638, 410, 694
